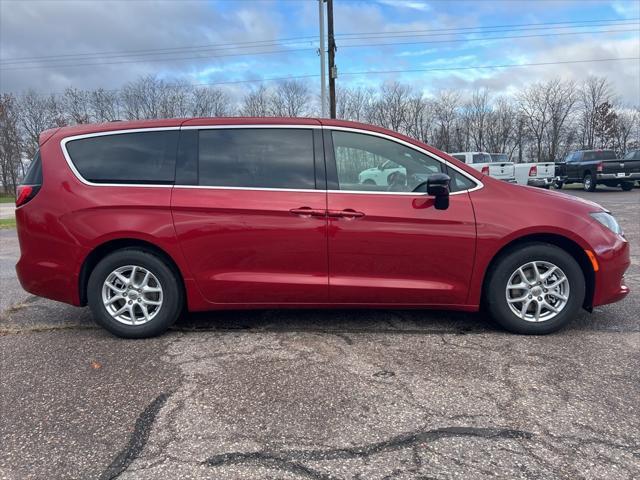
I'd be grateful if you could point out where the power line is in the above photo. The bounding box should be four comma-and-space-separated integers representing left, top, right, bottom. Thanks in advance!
1, 27, 636, 71
4, 56, 638, 98
1, 17, 636, 65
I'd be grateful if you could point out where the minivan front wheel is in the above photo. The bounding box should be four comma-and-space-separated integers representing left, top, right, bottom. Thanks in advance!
87, 249, 183, 338
485, 243, 585, 334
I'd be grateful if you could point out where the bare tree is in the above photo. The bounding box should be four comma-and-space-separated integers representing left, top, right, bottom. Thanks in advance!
485, 97, 516, 156
62, 88, 91, 124
19, 90, 63, 159
240, 85, 270, 116
544, 79, 577, 162
368, 82, 412, 132
269, 80, 310, 117
579, 76, 612, 149
89, 88, 120, 122
466, 88, 491, 151
0, 94, 23, 195
191, 87, 232, 117
432, 90, 461, 152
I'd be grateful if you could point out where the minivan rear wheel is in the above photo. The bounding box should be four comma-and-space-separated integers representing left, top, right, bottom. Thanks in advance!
87, 248, 183, 338
485, 243, 585, 334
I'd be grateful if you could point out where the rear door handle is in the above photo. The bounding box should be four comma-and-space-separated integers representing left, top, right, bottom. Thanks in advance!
328, 209, 365, 219
289, 207, 326, 217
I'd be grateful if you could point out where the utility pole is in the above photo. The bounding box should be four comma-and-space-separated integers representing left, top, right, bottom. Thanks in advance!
318, 0, 327, 117
327, 0, 337, 119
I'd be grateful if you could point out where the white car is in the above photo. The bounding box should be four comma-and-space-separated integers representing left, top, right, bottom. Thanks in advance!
358, 159, 404, 186
449, 151, 515, 182
358, 160, 438, 186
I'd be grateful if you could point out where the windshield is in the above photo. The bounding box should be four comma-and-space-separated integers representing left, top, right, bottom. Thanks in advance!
472, 153, 492, 164
490, 153, 509, 163
583, 150, 617, 161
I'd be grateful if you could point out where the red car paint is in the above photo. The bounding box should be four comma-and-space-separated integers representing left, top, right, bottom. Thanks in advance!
15, 118, 629, 314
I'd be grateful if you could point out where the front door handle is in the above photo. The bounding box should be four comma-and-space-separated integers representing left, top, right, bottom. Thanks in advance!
328, 209, 365, 219
289, 207, 325, 217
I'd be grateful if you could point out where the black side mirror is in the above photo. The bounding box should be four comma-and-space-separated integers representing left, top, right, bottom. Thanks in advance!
427, 173, 450, 210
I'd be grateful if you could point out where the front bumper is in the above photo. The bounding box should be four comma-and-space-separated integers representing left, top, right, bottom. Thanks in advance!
527, 177, 553, 187
593, 238, 631, 307
597, 172, 640, 181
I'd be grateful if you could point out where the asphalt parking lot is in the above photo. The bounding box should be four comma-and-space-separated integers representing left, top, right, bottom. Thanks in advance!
1, 186, 638, 480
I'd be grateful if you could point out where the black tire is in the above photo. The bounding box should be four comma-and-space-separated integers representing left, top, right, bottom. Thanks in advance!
87, 248, 183, 338
362, 179, 376, 185
583, 173, 596, 192
484, 243, 585, 334
553, 180, 563, 189
621, 181, 634, 191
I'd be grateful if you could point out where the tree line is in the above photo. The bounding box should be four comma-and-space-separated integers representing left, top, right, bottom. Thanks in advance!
1, 74, 638, 195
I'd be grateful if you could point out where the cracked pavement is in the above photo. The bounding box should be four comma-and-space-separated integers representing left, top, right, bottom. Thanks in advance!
1, 188, 639, 479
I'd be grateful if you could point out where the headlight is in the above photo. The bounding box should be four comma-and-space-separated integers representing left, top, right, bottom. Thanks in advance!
590, 211, 623, 236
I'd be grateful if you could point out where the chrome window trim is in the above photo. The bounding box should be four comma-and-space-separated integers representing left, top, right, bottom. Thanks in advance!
173, 185, 319, 193
325, 125, 483, 196
181, 124, 321, 130
60, 127, 180, 188
59, 123, 483, 196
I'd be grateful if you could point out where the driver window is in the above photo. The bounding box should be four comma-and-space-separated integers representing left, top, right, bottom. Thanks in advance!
332, 131, 443, 192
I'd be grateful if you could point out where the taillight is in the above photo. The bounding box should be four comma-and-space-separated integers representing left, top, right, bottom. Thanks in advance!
529, 165, 537, 177
481, 166, 490, 175
596, 162, 604, 172
15, 185, 40, 207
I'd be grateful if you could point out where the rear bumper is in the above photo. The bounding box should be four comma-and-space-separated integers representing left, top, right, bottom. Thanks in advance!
597, 173, 640, 181
592, 239, 631, 307
527, 177, 553, 187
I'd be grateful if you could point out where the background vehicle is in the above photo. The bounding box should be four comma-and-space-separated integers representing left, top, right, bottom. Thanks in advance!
510, 156, 555, 189
620, 150, 640, 187
15, 118, 629, 338
555, 149, 640, 191
357, 159, 438, 187
449, 151, 515, 183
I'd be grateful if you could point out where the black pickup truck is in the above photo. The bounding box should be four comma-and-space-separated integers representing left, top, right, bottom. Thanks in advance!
554, 149, 640, 191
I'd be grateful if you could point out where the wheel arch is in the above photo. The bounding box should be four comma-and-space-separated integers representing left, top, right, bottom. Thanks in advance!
78, 238, 186, 307
481, 233, 595, 311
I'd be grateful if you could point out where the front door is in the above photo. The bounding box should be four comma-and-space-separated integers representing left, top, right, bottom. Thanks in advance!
172, 126, 328, 305
325, 129, 476, 306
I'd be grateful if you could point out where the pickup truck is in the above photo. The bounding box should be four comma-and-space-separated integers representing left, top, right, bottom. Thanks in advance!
492, 153, 555, 188
449, 152, 516, 182
555, 149, 640, 191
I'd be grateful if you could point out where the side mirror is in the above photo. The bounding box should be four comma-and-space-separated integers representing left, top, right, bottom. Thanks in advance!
427, 173, 450, 210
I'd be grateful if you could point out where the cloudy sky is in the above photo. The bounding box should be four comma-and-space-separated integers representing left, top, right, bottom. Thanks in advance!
1, 0, 639, 103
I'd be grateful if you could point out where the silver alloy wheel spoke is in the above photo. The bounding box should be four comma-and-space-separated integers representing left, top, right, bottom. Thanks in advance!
102, 265, 163, 326
505, 260, 570, 323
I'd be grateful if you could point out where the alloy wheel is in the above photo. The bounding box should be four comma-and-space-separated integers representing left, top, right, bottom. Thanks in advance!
101, 265, 163, 325
505, 261, 570, 322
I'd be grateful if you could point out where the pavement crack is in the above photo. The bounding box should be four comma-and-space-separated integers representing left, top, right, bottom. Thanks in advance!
203, 426, 533, 478
99, 392, 171, 480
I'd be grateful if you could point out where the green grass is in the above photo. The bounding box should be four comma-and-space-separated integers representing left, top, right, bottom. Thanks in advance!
0, 195, 15, 203
0, 218, 16, 229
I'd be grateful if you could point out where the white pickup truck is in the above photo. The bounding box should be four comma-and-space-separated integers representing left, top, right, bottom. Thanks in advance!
491, 153, 555, 188
449, 152, 516, 182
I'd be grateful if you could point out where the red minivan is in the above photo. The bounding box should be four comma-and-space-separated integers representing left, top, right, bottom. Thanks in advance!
15, 118, 630, 338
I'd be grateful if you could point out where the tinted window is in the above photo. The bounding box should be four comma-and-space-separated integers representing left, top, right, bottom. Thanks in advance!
66, 131, 178, 183
583, 150, 617, 161
472, 153, 491, 163
490, 153, 509, 163
447, 168, 475, 192
451, 154, 466, 162
198, 129, 315, 189
332, 131, 443, 192
22, 151, 42, 185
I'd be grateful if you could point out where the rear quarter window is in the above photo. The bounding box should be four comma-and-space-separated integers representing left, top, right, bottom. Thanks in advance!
65, 130, 179, 184
22, 151, 43, 185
